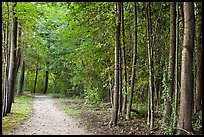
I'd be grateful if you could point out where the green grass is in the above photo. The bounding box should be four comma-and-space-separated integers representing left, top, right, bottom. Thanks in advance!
2, 94, 33, 134
132, 102, 148, 116
56, 98, 81, 118
47, 92, 65, 98
63, 104, 81, 117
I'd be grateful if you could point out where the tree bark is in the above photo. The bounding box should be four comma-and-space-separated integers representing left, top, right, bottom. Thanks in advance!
17, 61, 25, 96
177, 2, 195, 133
121, 2, 128, 114
6, 2, 18, 114
43, 62, 49, 94
126, 2, 137, 120
109, 78, 114, 107
11, 26, 22, 103
173, 2, 179, 129
194, 2, 202, 113
118, 41, 123, 113
146, 2, 154, 130
163, 2, 176, 125
153, 3, 162, 112
109, 2, 121, 126
33, 62, 39, 94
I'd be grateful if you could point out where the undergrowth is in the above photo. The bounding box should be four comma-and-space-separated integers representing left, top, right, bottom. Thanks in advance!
2, 94, 33, 135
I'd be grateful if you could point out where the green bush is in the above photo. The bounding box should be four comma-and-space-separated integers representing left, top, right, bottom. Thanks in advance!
85, 88, 101, 104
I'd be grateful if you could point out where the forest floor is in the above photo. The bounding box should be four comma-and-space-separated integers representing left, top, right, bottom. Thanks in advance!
55, 96, 202, 135
8, 94, 88, 135
54, 97, 163, 135
7, 94, 202, 135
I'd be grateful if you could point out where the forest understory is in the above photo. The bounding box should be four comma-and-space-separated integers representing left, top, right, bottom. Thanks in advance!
54, 96, 202, 135
2, 2, 202, 135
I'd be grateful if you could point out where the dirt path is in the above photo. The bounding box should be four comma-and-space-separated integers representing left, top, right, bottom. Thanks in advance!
9, 94, 88, 135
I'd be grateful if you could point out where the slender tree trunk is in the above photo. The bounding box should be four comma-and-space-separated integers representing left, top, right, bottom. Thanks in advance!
6, 2, 18, 113
153, 4, 162, 112
179, 2, 184, 35
177, 2, 195, 133
17, 61, 25, 96
2, 22, 6, 117
146, 2, 151, 126
126, 2, 137, 120
121, 2, 128, 114
109, 2, 121, 126
155, 46, 162, 112
146, 2, 154, 130
2, 22, 5, 95
173, 2, 179, 129
163, 2, 176, 125
43, 62, 49, 94
2, 2, 10, 117
109, 78, 114, 107
11, 26, 21, 103
2, 22, 6, 116
33, 62, 39, 94
194, 2, 202, 113
118, 43, 123, 113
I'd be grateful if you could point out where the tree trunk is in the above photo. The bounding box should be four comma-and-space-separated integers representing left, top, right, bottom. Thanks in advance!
173, 2, 179, 129
118, 42, 123, 113
11, 26, 22, 103
177, 2, 195, 133
146, 2, 154, 130
153, 3, 162, 112
109, 78, 114, 107
155, 44, 162, 112
6, 2, 18, 114
126, 2, 137, 120
163, 2, 176, 125
121, 2, 128, 114
43, 62, 49, 94
109, 2, 121, 126
2, 2, 10, 117
194, 2, 202, 113
17, 61, 25, 96
179, 2, 184, 35
33, 62, 39, 94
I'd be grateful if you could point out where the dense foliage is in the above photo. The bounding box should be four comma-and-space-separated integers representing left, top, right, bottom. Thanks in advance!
2, 2, 202, 135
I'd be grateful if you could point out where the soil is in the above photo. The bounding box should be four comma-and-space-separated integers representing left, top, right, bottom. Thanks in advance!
62, 100, 163, 135
7, 94, 202, 135
8, 94, 88, 135
56, 97, 202, 135
54, 97, 164, 135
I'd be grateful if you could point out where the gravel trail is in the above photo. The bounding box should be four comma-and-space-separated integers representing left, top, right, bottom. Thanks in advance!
10, 94, 88, 135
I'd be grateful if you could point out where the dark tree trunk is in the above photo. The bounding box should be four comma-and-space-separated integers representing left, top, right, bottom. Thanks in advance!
6, 2, 18, 114
155, 44, 162, 112
153, 3, 162, 112
177, 2, 195, 133
33, 62, 39, 94
194, 2, 202, 113
163, 2, 176, 125
118, 43, 123, 113
43, 62, 49, 94
126, 2, 137, 120
179, 2, 184, 35
109, 78, 114, 107
109, 2, 121, 126
11, 26, 22, 103
17, 61, 25, 96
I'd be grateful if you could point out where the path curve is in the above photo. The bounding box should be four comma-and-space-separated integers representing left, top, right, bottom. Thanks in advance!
10, 94, 88, 135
